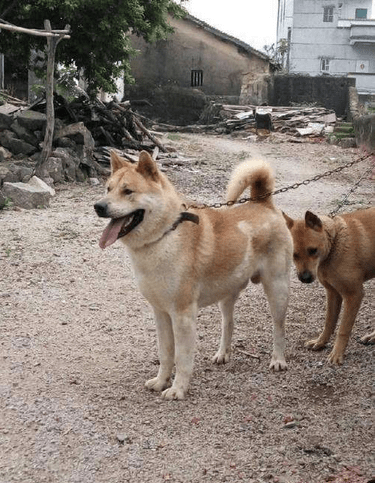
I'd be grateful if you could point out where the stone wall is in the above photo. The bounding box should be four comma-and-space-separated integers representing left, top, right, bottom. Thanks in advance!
269, 75, 356, 117
353, 115, 375, 153
348, 86, 375, 153
0, 108, 103, 188
124, 85, 207, 126
239, 73, 270, 106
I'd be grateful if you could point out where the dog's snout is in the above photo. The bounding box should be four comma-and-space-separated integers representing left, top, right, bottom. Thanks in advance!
94, 201, 108, 218
298, 271, 314, 284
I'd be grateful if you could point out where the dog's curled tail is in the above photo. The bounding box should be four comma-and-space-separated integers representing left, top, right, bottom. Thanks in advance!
226, 159, 275, 204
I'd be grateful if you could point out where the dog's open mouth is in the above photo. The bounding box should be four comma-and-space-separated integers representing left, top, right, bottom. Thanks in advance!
99, 209, 145, 249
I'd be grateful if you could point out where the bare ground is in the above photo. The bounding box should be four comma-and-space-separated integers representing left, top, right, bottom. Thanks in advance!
1, 132, 374, 483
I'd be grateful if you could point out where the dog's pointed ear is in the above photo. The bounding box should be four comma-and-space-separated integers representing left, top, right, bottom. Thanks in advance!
136, 150, 159, 181
305, 211, 323, 231
282, 212, 294, 230
110, 151, 128, 174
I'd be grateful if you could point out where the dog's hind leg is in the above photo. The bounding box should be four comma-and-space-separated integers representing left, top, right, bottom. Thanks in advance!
306, 284, 342, 350
328, 288, 364, 364
145, 309, 174, 393
212, 293, 239, 364
161, 305, 198, 400
261, 271, 289, 371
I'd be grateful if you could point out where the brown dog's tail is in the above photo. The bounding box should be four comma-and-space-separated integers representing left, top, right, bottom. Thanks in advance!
226, 159, 275, 205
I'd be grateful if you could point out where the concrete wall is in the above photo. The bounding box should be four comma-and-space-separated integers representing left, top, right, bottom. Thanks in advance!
277, 0, 293, 41
269, 75, 356, 116
128, 16, 270, 97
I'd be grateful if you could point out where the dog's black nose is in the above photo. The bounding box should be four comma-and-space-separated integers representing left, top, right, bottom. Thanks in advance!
298, 271, 314, 284
94, 201, 108, 217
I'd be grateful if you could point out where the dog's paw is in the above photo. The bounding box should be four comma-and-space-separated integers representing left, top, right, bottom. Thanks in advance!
145, 377, 170, 393
328, 350, 344, 365
161, 386, 186, 401
212, 350, 231, 364
305, 338, 327, 350
269, 357, 287, 372
360, 331, 375, 345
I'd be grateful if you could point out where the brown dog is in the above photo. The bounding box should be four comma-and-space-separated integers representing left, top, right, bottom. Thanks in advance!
284, 208, 375, 364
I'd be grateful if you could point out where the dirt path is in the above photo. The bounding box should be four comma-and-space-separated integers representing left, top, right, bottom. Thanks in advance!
1, 133, 374, 483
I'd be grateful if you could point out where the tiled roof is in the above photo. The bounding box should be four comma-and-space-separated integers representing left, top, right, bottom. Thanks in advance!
184, 13, 271, 62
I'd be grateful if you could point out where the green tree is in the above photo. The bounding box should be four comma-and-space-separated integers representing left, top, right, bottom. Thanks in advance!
0, 0, 186, 95
263, 39, 289, 68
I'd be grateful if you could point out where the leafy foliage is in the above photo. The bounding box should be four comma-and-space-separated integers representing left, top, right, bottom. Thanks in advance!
263, 39, 289, 68
0, 0, 186, 95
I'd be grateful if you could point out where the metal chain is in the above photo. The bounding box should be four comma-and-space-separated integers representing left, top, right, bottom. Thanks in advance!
184, 153, 373, 211
329, 164, 374, 216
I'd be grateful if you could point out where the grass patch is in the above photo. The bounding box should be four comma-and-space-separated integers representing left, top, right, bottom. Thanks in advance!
167, 133, 182, 141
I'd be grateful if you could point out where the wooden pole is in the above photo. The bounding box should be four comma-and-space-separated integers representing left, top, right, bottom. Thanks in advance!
131, 111, 168, 153
35, 21, 70, 177
0, 21, 70, 38
0, 20, 70, 177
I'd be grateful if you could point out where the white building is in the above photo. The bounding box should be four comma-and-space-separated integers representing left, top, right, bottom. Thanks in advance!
277, 0, 375, 97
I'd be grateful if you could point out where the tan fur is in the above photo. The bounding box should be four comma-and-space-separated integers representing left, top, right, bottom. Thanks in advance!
284, 208, 375, 364
95, 151, 293, 400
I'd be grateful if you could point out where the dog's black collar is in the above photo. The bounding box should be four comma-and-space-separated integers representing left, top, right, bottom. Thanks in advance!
170, 212, 199, 231
146, 211, 199, 247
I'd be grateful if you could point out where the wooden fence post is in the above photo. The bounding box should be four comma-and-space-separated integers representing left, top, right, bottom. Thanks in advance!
0, 19, 70, 176
36, 20, 70, 177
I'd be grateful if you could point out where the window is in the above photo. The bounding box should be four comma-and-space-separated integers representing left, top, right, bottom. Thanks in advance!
338, 3, 343, 18
191, 70, 203, 87
355, 8, 367, 19
323, 6, 334, 22
320, 58, 330, 72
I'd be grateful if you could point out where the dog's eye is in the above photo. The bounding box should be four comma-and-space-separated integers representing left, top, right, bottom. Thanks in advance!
123, 188, 133, 195
293, 253, 299, 261
308, 248, 318, 256
106, 186, 112, 193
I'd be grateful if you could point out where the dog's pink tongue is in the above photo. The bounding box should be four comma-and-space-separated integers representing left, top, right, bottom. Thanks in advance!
99, 218, 124, 249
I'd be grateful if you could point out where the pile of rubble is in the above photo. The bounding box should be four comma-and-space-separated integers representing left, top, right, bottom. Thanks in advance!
0, 91, 177, 208
0, 93, 173, 183
209, 103, 337, 136
155, 102, 338, 139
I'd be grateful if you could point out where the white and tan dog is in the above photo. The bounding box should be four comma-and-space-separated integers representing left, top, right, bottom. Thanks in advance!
94, 151, 293, 400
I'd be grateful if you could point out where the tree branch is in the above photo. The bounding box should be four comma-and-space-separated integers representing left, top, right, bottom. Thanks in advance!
0, 21, 70, 38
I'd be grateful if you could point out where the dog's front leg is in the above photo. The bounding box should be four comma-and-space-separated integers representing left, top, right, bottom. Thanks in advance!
329, 289, 364, 364
145, 309, 174, 393
306, 285, 342, 350
161, 306, 197, 400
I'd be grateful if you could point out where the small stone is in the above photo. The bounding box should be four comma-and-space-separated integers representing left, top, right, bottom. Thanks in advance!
116, 433, 131, 444
283, 421, 298, 429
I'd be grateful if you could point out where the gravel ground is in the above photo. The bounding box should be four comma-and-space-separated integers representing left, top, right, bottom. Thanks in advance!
1, 132, 374, 483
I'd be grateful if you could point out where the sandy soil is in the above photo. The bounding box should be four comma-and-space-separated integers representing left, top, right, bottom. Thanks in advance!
1, 132, 374, 483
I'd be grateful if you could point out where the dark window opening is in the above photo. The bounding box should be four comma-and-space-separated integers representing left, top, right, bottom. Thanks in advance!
355, 8, 367, 19
321, 58, 330, 72
191, 70, 203, 87
323, 6, 334, 22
